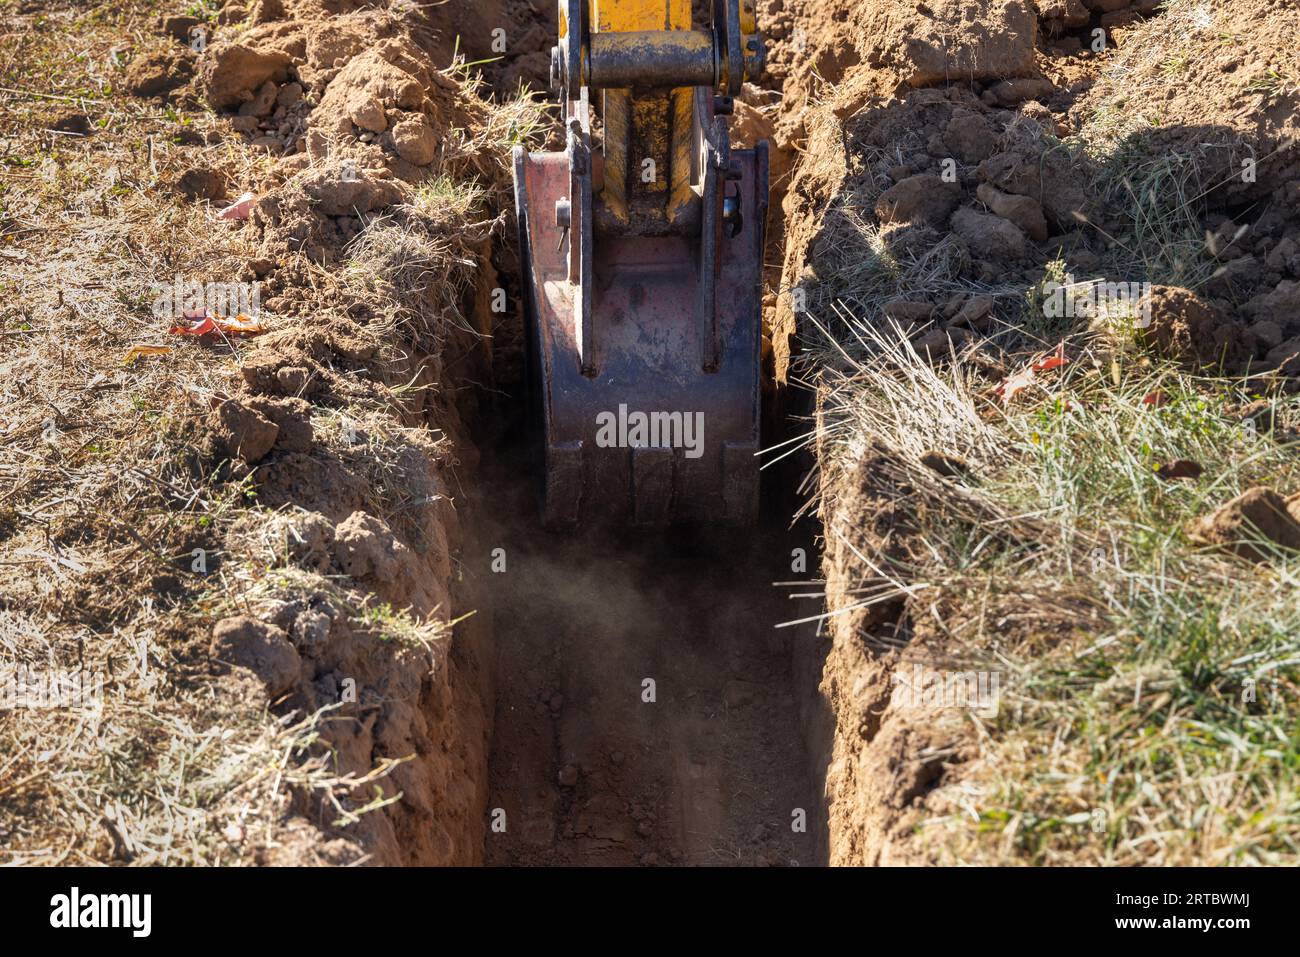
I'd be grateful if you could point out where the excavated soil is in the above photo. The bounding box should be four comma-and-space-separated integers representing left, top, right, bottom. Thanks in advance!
765, 0, 1300, 865
155, 0, 827, 869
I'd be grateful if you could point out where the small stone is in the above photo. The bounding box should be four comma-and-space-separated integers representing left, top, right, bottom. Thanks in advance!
952, 294, 995, 329
238, 80, 278, 118
942, 109, 993, 163
1188, 487, 1300, 560
913, 329, 953, 359
976, 183, 1048, 242
1248, 320, 1283, 351
175, 166, 225, 201
349, 95, 387, 133
883, 299, 935, 324
558, 765, 580, 787
124, 48, 191, 98
161, 14, 202, 43
213, 399, 278, 464
985, 77, 1056, 106
276, 81, 303, 109
391, 114, 438, 166
875, 173, 961, 227
210, 616, 300, 697
952, 205, 1028, 260
275, 366, 309, 395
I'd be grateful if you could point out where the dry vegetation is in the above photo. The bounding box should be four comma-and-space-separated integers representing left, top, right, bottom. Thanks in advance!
0, 0, 540, 864
796, 0, 1300, 864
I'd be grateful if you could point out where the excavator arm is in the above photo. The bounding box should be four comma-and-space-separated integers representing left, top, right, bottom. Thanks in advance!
514, 0, 768, 525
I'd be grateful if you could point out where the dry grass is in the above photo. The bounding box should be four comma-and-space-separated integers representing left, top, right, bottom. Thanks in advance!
810, 299, 1300, 863
0, 0, 531, 864
0, 0, 382, 865
340, 89, 548, 344
792, 0, 1300, 866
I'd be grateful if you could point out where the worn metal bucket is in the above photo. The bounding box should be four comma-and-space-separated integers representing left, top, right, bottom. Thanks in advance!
513, 135, 768, 527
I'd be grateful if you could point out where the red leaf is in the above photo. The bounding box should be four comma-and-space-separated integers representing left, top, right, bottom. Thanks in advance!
169, 309, 267, 337
1032, 342, 1069, 373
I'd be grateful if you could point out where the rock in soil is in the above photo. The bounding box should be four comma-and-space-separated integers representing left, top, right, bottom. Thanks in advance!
860, 0, 1039, 88
213, 399, 279, 464
210, 615, 302, 698
1139, 285, 1255, 374
125, 48, 193, 97
875, 173, 961, 227
174, 166, 226, 202
951, 205, 1027, 260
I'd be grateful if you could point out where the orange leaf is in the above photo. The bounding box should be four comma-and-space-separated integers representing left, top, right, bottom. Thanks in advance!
1032, 342, 1068, 373
170, 309, 267, 338
124, 344, 171, 364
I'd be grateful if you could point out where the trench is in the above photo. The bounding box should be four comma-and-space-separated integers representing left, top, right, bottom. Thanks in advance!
409, 0, 835, 867
458, 297, 829, 867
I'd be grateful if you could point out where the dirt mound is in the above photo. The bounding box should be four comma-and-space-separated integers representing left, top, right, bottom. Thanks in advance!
124, 45, 195, 97
1078, 0, 1299, 202
1139, 285, 1256, 375
772, 0, 1300, 866
1188, 487, 1300, 561
1073, 0, 1300, 329
777, 83, 1097, 354
774, 0, 1300, 383
860, 0, 1039, 88
760, 0, 1089, 141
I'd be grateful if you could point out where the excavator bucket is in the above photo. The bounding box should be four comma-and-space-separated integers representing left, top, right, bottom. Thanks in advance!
513, 0, 768, 526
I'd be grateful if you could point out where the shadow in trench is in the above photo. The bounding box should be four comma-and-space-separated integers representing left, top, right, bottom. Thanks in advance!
462, 382, 832, 865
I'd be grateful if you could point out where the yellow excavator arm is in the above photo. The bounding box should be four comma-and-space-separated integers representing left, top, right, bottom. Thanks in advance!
514, 0, 768, 525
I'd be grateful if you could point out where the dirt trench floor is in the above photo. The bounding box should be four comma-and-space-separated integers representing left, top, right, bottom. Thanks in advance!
465, 434, 825, 866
